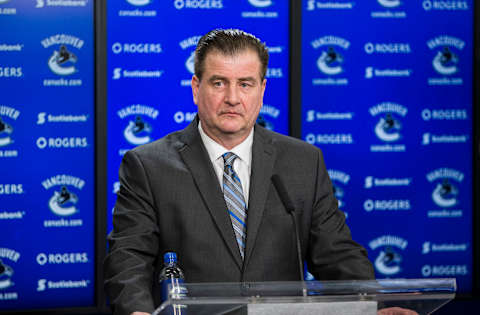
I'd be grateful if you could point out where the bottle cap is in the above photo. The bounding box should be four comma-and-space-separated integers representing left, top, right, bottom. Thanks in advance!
164, 252, 177, 264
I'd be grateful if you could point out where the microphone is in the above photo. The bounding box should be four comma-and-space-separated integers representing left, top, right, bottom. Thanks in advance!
271, 174, 295, 214
271, 175, 306, 296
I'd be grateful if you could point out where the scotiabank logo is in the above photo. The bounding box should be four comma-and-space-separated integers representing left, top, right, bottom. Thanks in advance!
36, 0, 89, 8
37, 279, 89, 292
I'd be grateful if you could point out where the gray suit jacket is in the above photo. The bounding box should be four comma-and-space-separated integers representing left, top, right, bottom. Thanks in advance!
104, 117, 374, 315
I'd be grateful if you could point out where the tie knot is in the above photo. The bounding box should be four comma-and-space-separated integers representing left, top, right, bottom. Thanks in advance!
222, 152, 237, 167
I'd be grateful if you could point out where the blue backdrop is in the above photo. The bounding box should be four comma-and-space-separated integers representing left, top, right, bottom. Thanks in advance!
0, 0, 95, 310
106, 0, 291, 236
301, 0, 473, 291
0, 0, 475, 312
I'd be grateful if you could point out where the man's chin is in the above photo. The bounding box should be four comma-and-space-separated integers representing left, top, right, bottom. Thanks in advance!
218, 121, 244, 133
217, 123, 251, 137
219, 127, 243, 135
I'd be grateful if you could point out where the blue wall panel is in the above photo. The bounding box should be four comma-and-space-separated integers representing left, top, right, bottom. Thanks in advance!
0, 0, 95, 310
301, 0, 473, 292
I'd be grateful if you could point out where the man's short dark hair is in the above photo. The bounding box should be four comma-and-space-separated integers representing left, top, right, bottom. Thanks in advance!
194, 28, 269, 81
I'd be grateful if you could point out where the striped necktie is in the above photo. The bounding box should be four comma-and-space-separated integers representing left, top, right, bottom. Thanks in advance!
222, 152, 247, 259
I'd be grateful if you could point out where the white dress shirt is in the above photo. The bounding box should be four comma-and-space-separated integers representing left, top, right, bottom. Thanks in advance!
198, 121, 253, 205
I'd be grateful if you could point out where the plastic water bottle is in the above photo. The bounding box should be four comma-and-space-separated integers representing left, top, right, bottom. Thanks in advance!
159, 252, 186, 314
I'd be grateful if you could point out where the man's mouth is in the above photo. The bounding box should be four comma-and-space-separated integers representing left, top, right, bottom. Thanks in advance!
221, 112, 241, 116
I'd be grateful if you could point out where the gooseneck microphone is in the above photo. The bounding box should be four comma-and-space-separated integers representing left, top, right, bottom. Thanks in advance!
271, 175, 306, 296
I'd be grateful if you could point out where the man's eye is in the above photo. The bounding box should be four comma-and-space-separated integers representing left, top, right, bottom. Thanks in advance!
240, 83, 251, 88
213, 81, 223, 87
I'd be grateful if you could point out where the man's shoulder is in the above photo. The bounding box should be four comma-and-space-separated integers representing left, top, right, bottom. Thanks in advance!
257, 126, 320, 154
127, 129, 185, 160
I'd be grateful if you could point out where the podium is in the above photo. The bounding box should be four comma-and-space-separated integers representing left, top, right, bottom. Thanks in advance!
152, 278, 455, 315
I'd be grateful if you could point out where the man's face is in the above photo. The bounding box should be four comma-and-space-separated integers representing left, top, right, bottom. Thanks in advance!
192, 49, 266, 147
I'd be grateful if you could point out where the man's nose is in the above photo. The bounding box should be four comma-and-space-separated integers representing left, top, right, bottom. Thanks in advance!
225, 85, 240, 105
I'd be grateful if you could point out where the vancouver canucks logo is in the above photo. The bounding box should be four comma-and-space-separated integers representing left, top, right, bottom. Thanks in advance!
126, 0, 151, 5
0, 259, 14, 290
256, 115, 274, 130
42, 175, 85, 217
311, 36, 349, 83
377, 0, 401, 8
432, 179, 458, 208
124, 115, 152, 145
317, 47, 343, 75
117, 105, 158, 143
248, 0, 272, 7
328, 169, 350, 210
374, 247, 402, 275
41, 34, 84, 76
432, 46, 458, 75
427, 36, 464, 78
49, 185, 79, 216
332, 184, 344, 208
48, 45, 78, 75
369, 102, 407, 143
427, 168, 463, 208
0, 117, 14, 147
374, 113, 402, 142
185, 51, 195, 74
369, 235, 407, 276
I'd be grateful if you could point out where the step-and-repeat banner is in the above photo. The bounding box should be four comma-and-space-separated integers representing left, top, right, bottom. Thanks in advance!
302, 1, 473, 291
106, 0, 291, 232
0, 0, 474, 311
0, 0, 95, 311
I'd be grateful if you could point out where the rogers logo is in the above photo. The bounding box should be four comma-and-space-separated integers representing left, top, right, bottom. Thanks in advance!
36, 252, 88, 265
174, 0, 223, 10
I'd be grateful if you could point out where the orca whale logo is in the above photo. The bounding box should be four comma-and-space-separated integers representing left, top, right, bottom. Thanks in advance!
0, 117, 14, 147
332, 184, 344, 208
378, 0, 401, 8
123, 116, 152, 145
374, 246, 402, 275
48, 186, 79, 216
374, 113, 401, 142
317, 47, 343, 75
0, 259, 14, 290
248, 0, 272, 8
48, 45, 77, 76
432, 47, 458, 75
126, 0, 151, 6
432, 179, 458, 208
256, 115, 274, 130
185, 51, 195, 74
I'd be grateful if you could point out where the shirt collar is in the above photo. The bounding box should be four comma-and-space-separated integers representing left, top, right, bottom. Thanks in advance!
198, 121, 253, 166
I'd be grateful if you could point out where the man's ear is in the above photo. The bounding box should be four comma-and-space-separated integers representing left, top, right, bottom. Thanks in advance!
191, 75, 200, 105
261, 78, 267, 97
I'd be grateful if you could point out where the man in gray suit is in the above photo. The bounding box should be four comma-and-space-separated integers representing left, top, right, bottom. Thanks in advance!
104, 29, 374, 315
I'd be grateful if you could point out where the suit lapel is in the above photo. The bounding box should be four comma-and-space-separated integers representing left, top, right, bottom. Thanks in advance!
244, 126, 276, 268
177, 118, 244, 270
